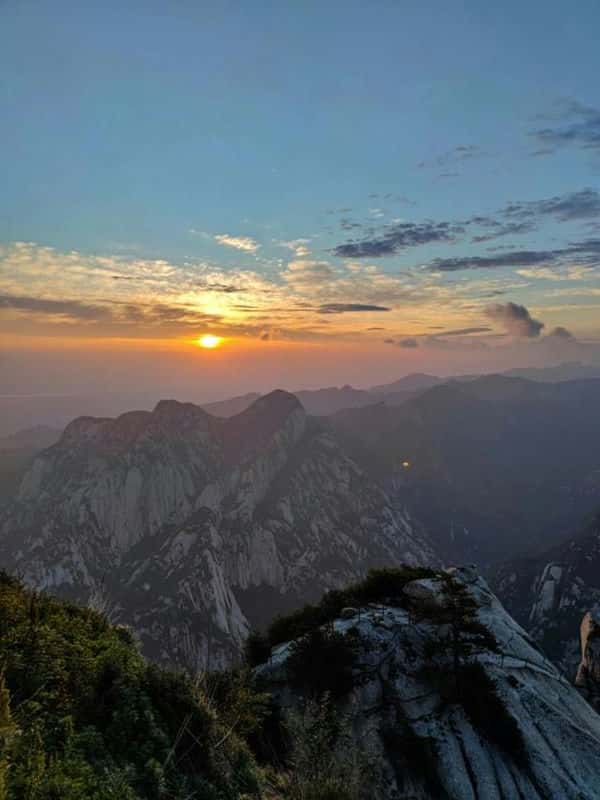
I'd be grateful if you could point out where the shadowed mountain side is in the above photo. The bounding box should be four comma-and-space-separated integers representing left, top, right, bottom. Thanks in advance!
328, 376, 600, 566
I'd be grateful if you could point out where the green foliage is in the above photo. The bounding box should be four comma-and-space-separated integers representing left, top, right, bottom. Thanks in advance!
285, 629, 358, 698
275, 694, 373, 800
201, 669, 271, 743
0, 571, 260, 800
250, 566, 439, 661
406, 576, 529, 768
413, 577, 498, 682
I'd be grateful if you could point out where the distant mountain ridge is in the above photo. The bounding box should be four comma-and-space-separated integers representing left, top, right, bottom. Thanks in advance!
199, 362, 600, 419
329, 375, 600, 565
0, 390, 436, 667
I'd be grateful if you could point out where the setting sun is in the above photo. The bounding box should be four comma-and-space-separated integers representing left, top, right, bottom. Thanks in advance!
196, 334, 223, 349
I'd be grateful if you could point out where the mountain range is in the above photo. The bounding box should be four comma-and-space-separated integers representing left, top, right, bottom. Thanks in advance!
0, 390, 434, 667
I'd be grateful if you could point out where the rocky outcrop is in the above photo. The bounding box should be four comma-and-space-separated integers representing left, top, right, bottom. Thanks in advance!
0, 391, 436, 667
256, 567, 600, 800
494, 514, 600, 674
575, 611, 600, 709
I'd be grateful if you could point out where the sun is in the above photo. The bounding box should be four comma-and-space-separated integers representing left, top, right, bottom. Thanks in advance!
196, 334, 223, 349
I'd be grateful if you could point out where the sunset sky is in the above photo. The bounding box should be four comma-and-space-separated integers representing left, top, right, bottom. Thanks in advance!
2, 0, 600, 402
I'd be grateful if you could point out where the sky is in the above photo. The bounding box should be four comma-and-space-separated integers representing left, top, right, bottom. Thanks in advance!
2, 0, 600, 405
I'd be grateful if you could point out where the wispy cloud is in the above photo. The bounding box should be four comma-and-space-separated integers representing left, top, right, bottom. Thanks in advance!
502, 188, 600, 222
332, 188, 600, 257
418, 144, 487, 170
333, 221, 462, 258
529, 100, 600, 154
214, 234, 260, 252
516, 265, 594, 281
429, 239, 600, 272
317, 303, 391, 314
275, 238, 312, 257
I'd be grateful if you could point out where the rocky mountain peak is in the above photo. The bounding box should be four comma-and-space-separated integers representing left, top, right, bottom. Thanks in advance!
221, 389, 305, 464
151, 398, 212, 429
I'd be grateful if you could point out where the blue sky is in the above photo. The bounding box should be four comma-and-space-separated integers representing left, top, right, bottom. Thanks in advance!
1, 0, 600, 391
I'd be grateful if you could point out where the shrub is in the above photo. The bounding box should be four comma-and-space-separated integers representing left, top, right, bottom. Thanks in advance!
258, 566, 440, 654
0, 572, 262, 799
285, 629, 358, 698
282, 694, 373, 800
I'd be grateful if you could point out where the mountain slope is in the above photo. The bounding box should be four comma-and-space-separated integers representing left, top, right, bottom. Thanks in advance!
494, 512, 600, 674
329, 375, 600, 565
0, 391, 435, 667
0, 425, 62, 507
0, 571, 261, 799
255, 565, 600, 799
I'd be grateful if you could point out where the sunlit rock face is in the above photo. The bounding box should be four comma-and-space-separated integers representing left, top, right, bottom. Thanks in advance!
575, 611, 600, 710
0, 390, 436, 667
257, 567, 600, 800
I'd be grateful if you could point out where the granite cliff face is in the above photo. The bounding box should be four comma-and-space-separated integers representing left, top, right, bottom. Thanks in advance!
494, 514, 600, 674
256, 567, 600, 800
0, 391, 435, 667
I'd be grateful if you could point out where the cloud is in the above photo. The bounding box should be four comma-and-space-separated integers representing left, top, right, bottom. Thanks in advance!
384, 337, 419, 348
283, 259, 337, 287
430, 250, 554, 272
502, 188, 600, 222
529, 101, 600, 153
429, 239, 600, 272
332, 188, 600, 260
276, 238, 312, 257
197, 280, 243, 293
516, 265, 594, 281
547, 325, 575, 340
418, 144, 486, 170
333, 221, 462, 258
471, 221, 537, 243
317, 303, 391, 314
435, 326, 492, 336
214, 234, 260, 252
0, 292, 224, 330
0, 293, 113, 322
484, 302, 544, 338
